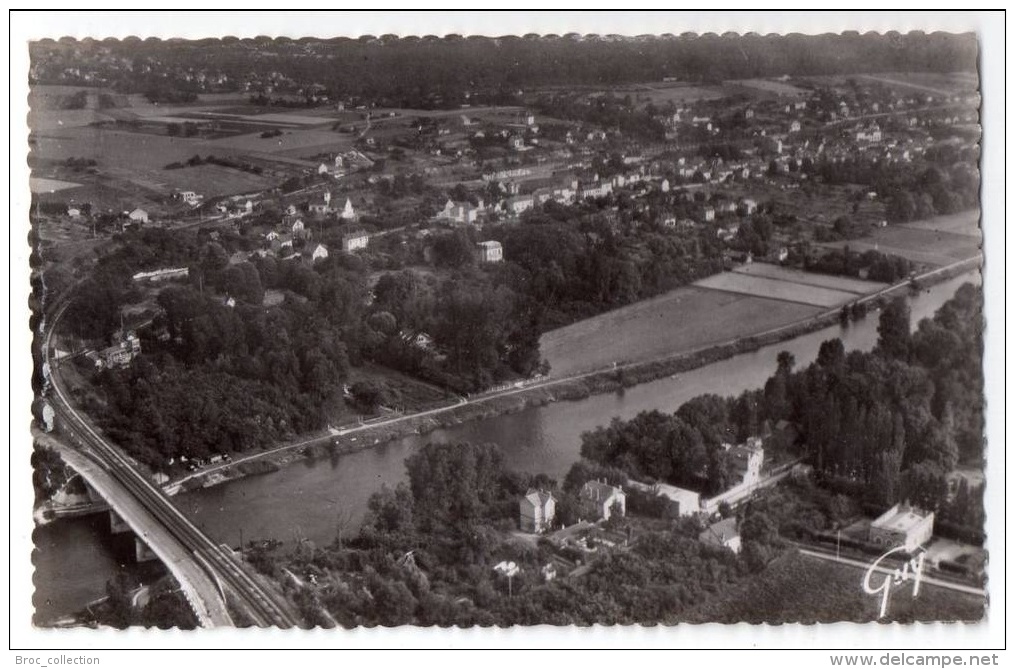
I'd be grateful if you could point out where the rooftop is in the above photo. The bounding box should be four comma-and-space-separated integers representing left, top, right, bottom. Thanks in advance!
872, 504, 933, 533
523, 489, 555, 507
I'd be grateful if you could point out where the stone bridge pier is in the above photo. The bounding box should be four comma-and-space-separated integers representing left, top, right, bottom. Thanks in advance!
109, 510, 159, 563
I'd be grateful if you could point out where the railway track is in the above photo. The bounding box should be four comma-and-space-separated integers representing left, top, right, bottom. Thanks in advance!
45, 299, 298, 628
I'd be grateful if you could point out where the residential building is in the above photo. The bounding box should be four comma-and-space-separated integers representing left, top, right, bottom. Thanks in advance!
477, 240, 503, 263
789, 120, 801, 133
178, 191, 202, 206
504, 194, 535, 216
100, 332, 141, 369
580, 480, 626, 521
856, 122, 883, 144
67, 207, 82, 219
578, 180, 613, 200
438, 198, 484, 224
740, 198, 758, 216
868, 503, 935, 553
701, 206, 715, 222
728, 437, 764, 487
132, 267, 189, 283
311, 243, 329, 262
341, 230, 369, 252
519, 489, 556, 533
275, 233, 294, 252
340, 198, 356, 221
652, 483, 702, 517
699, 517, 742, 554
128, 208, 148, 224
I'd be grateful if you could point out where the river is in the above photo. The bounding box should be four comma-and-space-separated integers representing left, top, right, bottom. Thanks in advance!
32, 271, 980, 623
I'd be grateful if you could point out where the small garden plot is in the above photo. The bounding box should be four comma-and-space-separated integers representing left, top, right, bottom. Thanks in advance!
694, 271, 859, 308
732, 263, 888, 295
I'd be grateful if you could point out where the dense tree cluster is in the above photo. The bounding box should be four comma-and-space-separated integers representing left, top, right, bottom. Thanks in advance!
808, 157, 979, 225
807, 247, 915, 283
576, 285, 984, 534
580, 405, 736, 496
249, 441, 782, 626
533, 94, 666, 141
494, 214, 724, 329
31, 33, 976, 109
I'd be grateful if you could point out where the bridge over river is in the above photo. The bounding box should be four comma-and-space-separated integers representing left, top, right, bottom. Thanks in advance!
43, 300, 298, 628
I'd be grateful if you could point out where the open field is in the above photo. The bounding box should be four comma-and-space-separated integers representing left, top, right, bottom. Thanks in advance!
727, 78, 809, 97
857, 72, 980, 96
684, 550, 985, 624
732, 263, 889, 295
28, 108, 112, 132
819, 219, 982, 268
122, 93, 251, 118
33, 127, 208, 171
898, 209, 981, 238
800, 72, 978, 96
627, 83, 727, 105
694, 271, 860, 307
540, 286, 821, 378
135, 163, 277, 199
30, 177, 82, 193
237, 112, 334, 126
206, 128, 353, 155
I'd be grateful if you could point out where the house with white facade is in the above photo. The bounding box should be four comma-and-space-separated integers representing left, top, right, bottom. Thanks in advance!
519, 489, 556, 533
580, 480, 626, 521
341, 230, 369, 252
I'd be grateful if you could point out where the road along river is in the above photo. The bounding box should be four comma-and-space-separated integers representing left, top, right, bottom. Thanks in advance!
33, 270, 980, 623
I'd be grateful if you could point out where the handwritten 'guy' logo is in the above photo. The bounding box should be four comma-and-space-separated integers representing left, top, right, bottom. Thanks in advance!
862, 546, 925, 619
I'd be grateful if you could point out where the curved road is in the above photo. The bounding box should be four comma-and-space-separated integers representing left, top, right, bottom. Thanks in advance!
44, 299, 298, 628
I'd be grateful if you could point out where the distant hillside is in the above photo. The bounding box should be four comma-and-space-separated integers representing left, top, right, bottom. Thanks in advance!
30, 33, 978, 109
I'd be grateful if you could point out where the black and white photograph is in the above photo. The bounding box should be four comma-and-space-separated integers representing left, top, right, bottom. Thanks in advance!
12, 10, 1005, 656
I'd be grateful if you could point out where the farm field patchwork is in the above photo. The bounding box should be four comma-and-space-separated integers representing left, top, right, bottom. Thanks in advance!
819, 222, 982, 268
540, 286, 821, 378
731, 263, 889, 295
694, 271, 860, 307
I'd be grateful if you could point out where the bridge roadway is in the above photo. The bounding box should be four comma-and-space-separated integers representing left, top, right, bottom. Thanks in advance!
44, 301, 298, 628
